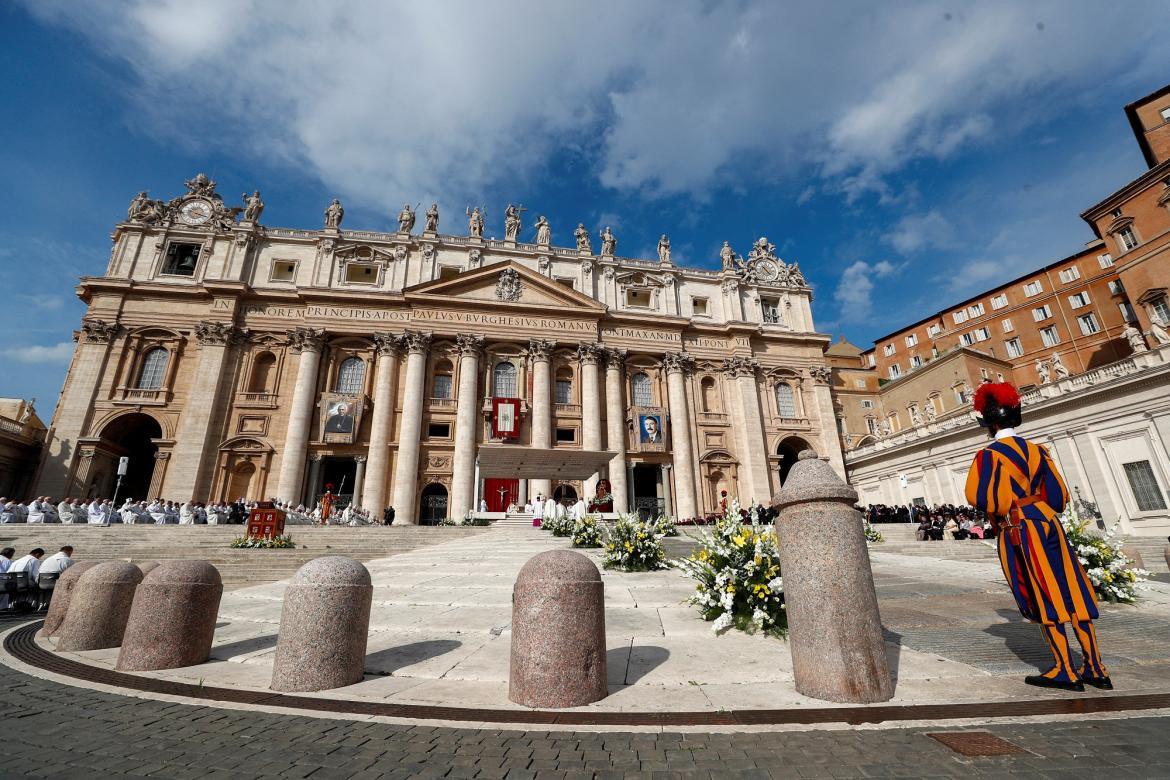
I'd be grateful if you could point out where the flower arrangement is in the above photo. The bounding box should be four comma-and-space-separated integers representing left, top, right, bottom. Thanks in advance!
1059, 508, 1148, 604
572, 515, 604, 548
542, 513, 574, 537
602, 514, 668, 571
230, 534, 296, 549
652, 514, 679, 537
864, 523, 884, 543
461, 516, 492, 526
675, 499, 787, 637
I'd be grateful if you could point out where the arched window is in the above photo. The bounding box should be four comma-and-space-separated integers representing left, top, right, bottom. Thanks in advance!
493, 361, 517, 398
631, 372, 653, 407
700, 376, 718, 412
136, 348, 168, 389
248, 352, 276, 393
335, 357, 365, 395
432, 359, 453, 399
775, 382, 796, 417
555, 367, 573, 405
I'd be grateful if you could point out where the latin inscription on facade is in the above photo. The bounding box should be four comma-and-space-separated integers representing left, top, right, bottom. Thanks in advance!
412, 308, 595, 332
602, 326, 682, 344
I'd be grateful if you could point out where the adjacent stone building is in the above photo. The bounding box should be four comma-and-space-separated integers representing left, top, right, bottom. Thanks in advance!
36, 176, 841, 522
0, 398, 45, 499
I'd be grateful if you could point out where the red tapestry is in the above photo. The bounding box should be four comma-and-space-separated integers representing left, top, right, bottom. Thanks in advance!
493, 398, 521, 439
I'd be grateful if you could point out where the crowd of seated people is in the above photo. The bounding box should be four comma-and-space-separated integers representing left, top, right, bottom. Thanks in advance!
864, 503, 993, 541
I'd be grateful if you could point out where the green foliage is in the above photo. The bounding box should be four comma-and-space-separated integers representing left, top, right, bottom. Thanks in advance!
654, 515, 678, 537
602, 514, 668, 571
571, 515, 604, 548
674, 499, 787, 637
461, 516, 492, 526
543, 513, 574, 537
864, 523, 884, 543
230, 534, 296, 549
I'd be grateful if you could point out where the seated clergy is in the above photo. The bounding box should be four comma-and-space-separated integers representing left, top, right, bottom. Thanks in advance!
58, 498, 75, 524
9, 548, 44, 581
40, 546, 74, 576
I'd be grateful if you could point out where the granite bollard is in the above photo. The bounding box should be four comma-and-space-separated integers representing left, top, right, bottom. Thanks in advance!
774, 450, 894, 703
510, 549, 607, 708
116, 561, 223, 671
136, 561, 160, 578
55, 561, 144, 652
38, 561, 101, 639
270, 556, 372, 692
1164, 539, 1170, 572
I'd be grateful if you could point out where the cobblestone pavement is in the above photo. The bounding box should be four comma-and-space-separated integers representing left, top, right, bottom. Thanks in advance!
1, 619, 1168, 779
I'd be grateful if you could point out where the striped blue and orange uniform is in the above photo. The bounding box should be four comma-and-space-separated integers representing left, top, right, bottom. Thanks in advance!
965, 435, 1108, 683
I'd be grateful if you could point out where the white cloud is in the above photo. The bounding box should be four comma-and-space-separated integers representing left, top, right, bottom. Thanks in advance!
18, 1, 1170, 209
887, 210, 954, 254
834, 260, 903, 322
20, 295, 66, 311
0, 342, 75, 365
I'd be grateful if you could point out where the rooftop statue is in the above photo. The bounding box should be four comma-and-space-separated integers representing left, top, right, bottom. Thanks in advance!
424, 203, 439, 232
466, 206, 485, 237
574, 223, 592, 252
242, 190, 264, 222
397, 203, 416, 233
599, 226, 617, 257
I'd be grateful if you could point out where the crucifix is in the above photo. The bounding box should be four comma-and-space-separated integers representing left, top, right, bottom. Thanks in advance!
496, 485, 509, 507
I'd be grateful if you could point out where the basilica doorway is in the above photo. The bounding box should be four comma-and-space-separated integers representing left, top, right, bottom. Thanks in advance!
318, 457, 357, 506
631, 464, 663, 520
419, 483, 449, 525
227, 463, 255, 501
553, 484, 578, 506
777, 436, 810, 487
96, 413, 161, 501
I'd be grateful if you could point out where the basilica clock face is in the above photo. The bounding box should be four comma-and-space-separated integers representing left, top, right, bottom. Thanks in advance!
179, 199, 213, 225
754, 259, 780, 282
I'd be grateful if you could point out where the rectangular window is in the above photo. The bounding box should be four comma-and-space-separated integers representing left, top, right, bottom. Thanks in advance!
1067, 291, 1091, 308
162, 242, 201, 276
1118, 226, 1139, 251
905, 333, 918, 347
952, 310, 969, 324
866, 353, 875, 367
554, 379, 572, 405
1058, 266, 1081, 283
974, 327, 990, 342
861, 399, 874, 409
854, 379, 867, 389
1154, 297, 1170, 323
555, 427, 576, 443
1023, 281, 1044, 297
927, 324, 942, 337
968, 303, 985, 317
1001, 318, 1014, 333
1005, 337, 1023, 358
960, 332, 976, 346
1040, 325, 1061, 347
432, 374, 452, 400
1032, 305, 1052, 321
979, 368, 990, 380
1120, 302, 1137, 322
691, 297, 708, 316
427, 422, 451, 438
990, 293, 1009, 310
888, 364, 902, 379
1161, 107, 1170, 123
761, 299, 781, 323
1123, 460, 1168, 511
910, 355, 922, 368
345, 262, 378, 284
625, 288, 652, 308
1107, 280, 1125, 295
1077, 313, 1100, 335
883, 343, 896, 357
1098, 253, 1114, 268
555, 277, 575, 289
439, 266, 461, 280
866, 418, 878, 434
270, 260, 297, 282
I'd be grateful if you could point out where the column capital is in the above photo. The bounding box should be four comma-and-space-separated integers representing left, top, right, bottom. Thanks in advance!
456, 333, 485, 358
662, 351, 696, 375
577, 342, 602, 365
79, 318, 120, 344
807, 365, 832, 385
526, 338, 555, 362
602, 347, 627, 372
354, 455, 367, 463
402, 330, 433, 355
721, 356, 759, 378
194, 320, 246, 346
373, 332, 403, 356
287, 326, 326, 354
308, 453, 324, 462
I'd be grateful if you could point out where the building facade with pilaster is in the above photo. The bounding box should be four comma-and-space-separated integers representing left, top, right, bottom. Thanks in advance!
36, 175, 842, 522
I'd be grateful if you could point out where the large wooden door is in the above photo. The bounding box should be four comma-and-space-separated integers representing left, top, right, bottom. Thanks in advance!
483, 478, 519, 512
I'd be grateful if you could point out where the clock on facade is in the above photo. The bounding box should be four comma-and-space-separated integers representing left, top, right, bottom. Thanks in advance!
179, 199, 214, 226
754, 259, 780, 282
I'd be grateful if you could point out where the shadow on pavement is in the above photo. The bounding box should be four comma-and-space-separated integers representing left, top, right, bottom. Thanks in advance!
365, 639, 462, 675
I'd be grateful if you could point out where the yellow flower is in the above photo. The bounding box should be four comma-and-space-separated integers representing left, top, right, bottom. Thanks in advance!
732, 534, 747, 547
753, 556, 763, 566
726, 584, 736, 594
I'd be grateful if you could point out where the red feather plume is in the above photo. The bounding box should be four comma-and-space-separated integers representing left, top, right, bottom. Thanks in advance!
973, 382, 1020, 413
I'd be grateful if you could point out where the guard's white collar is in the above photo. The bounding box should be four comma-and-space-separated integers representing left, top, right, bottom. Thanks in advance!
994, 428, 1017, 440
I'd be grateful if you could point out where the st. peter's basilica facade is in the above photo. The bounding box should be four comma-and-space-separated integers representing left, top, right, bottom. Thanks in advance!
36, 175, 842, 522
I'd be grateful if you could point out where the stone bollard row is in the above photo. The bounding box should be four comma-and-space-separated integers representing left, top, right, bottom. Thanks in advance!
774, 449, 894, 704
56, 561, 143, 652
39, 561, 101, 639
509, 550, 608, 708
270, 556, 373, 692
117, 561, 223, 672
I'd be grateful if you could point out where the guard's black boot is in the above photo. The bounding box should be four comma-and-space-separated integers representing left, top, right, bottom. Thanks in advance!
1024, 674, 1084, 692
1081, 675, 1113, 690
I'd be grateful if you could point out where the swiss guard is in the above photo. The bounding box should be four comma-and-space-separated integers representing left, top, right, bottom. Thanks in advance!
964, 382, 1110, 692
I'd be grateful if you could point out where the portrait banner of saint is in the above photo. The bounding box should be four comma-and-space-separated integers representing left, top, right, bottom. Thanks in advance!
320, 393, 366, 443
639, 414, 664, 445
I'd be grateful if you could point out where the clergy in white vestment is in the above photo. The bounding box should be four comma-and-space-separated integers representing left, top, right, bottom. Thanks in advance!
14, 502, 28, 522
0, 501, 17, 524
87, 499, 108, 526
179, 501, 194, 524
163, 502, 180, 524
0, 547, 12, 609
40, 546, 74, 576
120, 499, 138, 524
27, 498, 48, 524
544, 497, 558, 521
146, 500, 165, 524
58, 499, 75, 524
571, 498, 587, 521
9, 548, 44, 581
532, 496, 545, 520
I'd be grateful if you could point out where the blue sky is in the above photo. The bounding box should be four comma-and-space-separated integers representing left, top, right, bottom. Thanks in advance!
3, 1, 1169, 413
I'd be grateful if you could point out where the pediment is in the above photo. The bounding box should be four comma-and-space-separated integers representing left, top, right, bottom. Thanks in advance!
404, 260, 604, 312
615, 270, 665, 288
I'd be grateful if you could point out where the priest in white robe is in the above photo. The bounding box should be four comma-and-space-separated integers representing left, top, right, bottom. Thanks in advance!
544, 496, 558, 523
0, 501, 17, 524
87, 499, 108, 526
120, 499, 138, 524
27, 498, 48, 524
58, 498, 75, 524
570, 497, 587, 521
179, 501, 195, 524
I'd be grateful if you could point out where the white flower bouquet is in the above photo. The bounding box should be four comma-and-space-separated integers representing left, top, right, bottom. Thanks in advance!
571, 515, 604, 548
602, 513, 668, 571
1058, 508, 1148, 604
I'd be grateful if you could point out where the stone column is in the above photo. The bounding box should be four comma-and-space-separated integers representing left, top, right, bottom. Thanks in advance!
661, 464, 674, 519
40, 319, 118, 498
275, 327, 325, 502
724, 356, 771, 504
528, 339, 554, 499
808, 366, 846, 480
147, 452, 170, 500
663, 352, 697, 520
603, 349, 629, 513
391, 331, 431, 523
304, 454, 323, 507
362, 333, 401, 514
167, 322, 242, 499
578, 343, 603, 500
450, 334, 484, 521
722, 277, 745, 321
351, 456, 367, 509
